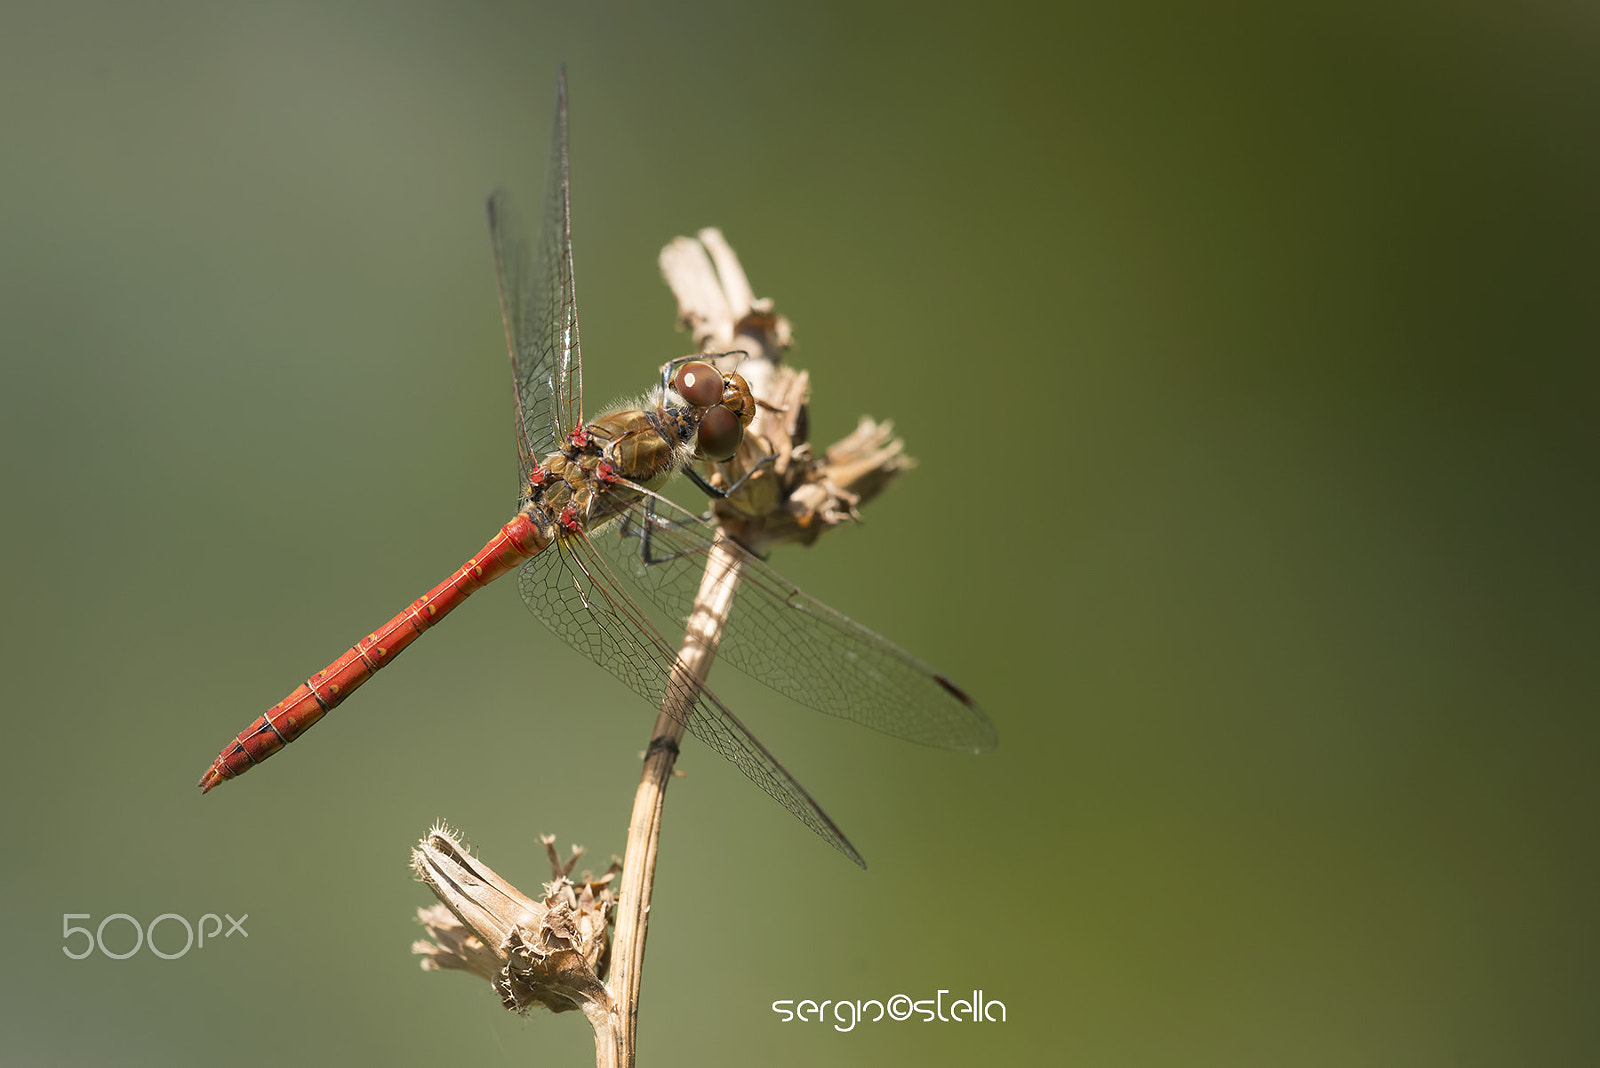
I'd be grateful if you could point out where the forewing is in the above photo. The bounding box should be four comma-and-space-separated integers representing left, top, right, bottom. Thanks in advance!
592, 496, 997, 753
487, 70, 583, 483
519, 535, 865, 867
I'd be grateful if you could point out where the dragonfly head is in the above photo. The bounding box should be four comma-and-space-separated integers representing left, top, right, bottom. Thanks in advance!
673, 362, 755, 462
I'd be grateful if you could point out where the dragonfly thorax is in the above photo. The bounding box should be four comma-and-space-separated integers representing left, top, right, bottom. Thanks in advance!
518, 362, 754, 535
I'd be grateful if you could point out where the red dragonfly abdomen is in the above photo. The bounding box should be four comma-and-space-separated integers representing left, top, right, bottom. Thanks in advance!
198, 512, 552, 791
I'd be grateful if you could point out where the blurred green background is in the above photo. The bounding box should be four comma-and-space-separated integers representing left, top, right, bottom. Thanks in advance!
3, 1, 1596, 1065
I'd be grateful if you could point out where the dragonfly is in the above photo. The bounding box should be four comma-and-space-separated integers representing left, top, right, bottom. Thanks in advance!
198, 72, 996, 866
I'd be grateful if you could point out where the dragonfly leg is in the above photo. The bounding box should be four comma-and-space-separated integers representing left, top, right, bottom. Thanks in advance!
623, 501, 705, 567
683, 452, 773, 500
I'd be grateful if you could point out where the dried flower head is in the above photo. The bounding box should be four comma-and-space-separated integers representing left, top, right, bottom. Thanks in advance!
660, 228, 912, 554
411, 825, 616, 1015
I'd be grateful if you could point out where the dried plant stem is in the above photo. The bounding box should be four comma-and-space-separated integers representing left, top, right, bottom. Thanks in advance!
590, 1010, 620, 1068
609, 533, 744, 1064
606, 231, 788, 1064
606, 228, 909, 1064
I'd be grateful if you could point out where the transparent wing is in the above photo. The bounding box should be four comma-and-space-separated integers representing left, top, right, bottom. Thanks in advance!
589, 495, 997, 753
488, 69, 583, 486
519, 534, 865, 867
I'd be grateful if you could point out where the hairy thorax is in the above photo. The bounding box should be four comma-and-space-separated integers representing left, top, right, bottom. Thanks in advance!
525, 400, 693, 534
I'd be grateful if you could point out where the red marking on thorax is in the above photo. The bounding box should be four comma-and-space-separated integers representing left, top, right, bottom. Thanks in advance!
559, 505, 582, 533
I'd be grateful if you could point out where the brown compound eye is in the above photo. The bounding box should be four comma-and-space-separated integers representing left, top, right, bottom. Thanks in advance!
695, 404, 743, 462
674, 362, 724, 408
